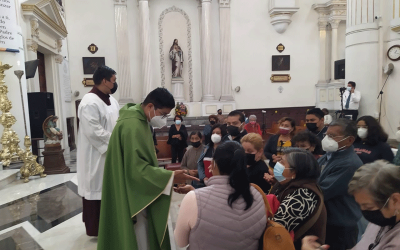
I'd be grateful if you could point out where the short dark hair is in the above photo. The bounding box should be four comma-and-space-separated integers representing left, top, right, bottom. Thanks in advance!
356, 116, 388, 145
209, 115, 218, 122
292, 131, 323, 155
93, 66, 116, 85
218, 109, 222, 112
330, 118, 357, 137
228, 110, 245, 123
306, 108, 325, 120
143, 88, 175, 109
190, 131, 202, 140
174, 115, 183, 122
348, 81, 356, 88
321, 108, 329, 115
283, 148, 321, 180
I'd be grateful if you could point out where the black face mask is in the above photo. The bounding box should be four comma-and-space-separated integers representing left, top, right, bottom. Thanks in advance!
362, 209, 397, 227
227, 125, 241, 136
218, 112, 222, 115
191, 141, 201, 148
306, 123, 318, 132
246, 153, 257, 166
210, 120, 216, 125
110, 82, 118, 94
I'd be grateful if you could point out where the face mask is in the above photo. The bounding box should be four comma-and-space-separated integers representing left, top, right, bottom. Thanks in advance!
227, 124, 243, 136
246, 153, 256, 166
250, 121, 256, 125
357, 128, 368, 139
306, 123, 319, 132
396, 130, 400, 142
210, 120, 216, 125
279, 127, 290, 135
191, 141, 201, 148
347, 87, 352, 91
321, 136, 348, 152
149, 109, 167, 128
218, 112, 222, 115
362, 198, 397, 227
175, 120, 182, 125
110, 82, 118, 94
273, 162, 289, 183
211, 134, 221, 144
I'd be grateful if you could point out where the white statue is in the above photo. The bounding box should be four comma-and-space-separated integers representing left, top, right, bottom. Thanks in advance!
169, 39, 184, 78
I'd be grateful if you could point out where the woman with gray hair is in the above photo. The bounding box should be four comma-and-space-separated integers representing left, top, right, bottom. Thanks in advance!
348, 160, 400, 250
244, 114, 262, 135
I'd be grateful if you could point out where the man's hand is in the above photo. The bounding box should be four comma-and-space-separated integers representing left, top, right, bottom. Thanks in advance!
173, 185, 195, 194
301, 236, 329, 250
173, 170, 200, 184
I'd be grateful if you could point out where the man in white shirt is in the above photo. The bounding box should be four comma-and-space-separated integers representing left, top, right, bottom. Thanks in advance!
76, 66, 120, 236
342, 81, 361, 121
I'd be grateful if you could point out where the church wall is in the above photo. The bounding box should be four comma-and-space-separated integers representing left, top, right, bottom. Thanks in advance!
231, 0, 321, 110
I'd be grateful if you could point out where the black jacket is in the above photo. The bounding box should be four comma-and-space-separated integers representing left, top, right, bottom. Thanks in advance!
167, 124, 188, 148
247, 160, 271, 193
263, 134, 293, 168
221, 130, 248, 143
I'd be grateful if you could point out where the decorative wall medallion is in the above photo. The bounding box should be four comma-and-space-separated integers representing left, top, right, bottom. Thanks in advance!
272, 55, 290, 71
82, 78, 94, 87
88, 44, 98, 54
276, 43, 285, 53
158, 6, 193, 102
270, 74, 291, 83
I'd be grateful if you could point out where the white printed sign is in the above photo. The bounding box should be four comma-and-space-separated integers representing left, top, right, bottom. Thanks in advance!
0, 0, 18, 49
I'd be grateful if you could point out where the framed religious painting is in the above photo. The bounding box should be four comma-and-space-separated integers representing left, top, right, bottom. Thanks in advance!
82, 57, 105, 75
272, 55, 290, 71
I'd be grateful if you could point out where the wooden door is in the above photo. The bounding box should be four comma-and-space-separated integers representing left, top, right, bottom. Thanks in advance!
37, 51, 47, 92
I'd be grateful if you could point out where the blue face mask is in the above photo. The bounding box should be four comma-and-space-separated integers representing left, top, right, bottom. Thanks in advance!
274, 162, 289, 183
175, 120, 182, 125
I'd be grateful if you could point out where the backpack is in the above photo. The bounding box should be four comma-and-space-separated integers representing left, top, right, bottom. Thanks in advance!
251, 184, 295, 250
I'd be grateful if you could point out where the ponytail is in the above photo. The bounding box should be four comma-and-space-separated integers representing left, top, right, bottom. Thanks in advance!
214, 142, 254, 210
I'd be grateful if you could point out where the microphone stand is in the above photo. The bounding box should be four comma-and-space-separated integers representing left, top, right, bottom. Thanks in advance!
377, 74, 390, 123
339, 89, 345, 119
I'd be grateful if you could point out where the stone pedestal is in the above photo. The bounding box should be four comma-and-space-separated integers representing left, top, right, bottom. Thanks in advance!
42, 143, 70, 175
172, 78, 185, 102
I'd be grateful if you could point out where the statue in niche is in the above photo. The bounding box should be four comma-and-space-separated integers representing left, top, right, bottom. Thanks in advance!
169, 39, 184, 78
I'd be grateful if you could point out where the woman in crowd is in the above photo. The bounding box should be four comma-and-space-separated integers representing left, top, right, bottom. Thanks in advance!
181, 132, 204, 185
197, 124, 227, 185
264, 117, 296, 168
292, 131, 323, 159
203, 115, 218, 145
241, 133, 271, 193
167, 115, 188, 163
308, 160, 400, 249
268, 148, 327, 250
322, 108, 333, 126
244, 115, 262, 135
354, 116, 394, 164
174, 141, 267, 250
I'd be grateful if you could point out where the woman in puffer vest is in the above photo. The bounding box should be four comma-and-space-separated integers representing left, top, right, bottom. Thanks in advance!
174, 141, 267, 250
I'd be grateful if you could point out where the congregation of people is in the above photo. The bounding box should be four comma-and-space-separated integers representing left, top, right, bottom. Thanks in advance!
76, 66, 400, 250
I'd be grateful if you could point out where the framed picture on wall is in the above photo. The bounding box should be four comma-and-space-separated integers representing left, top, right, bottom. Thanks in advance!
272, 55, 290, 71
82, 57, 105, 75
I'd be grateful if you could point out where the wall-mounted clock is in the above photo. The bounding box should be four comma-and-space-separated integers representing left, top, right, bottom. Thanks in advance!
387, 45, 400, 61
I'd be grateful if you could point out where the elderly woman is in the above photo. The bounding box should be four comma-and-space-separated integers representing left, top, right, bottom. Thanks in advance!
244, 115, 262, 135
268, 148, 327, 250
174, 141, 267, 249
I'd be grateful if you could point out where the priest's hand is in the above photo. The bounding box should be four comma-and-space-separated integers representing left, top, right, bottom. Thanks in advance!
173, 170, 200, 184
173, 185, 195, 194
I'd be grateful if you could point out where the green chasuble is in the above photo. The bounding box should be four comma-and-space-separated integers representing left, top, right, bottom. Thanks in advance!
97, 103, 173, 250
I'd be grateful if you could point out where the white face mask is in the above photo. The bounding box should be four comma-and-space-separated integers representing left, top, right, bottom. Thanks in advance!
211, 134, 222, 144
322, 135, 348, 152
357, 128, 368, 139
149, 109, 167, 128
396, 130, 400, 143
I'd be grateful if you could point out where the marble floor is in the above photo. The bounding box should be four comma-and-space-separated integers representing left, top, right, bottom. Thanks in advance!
0, 171, 186, 250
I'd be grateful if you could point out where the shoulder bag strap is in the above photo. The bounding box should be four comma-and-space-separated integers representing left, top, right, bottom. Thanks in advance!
251, 183, 274, 219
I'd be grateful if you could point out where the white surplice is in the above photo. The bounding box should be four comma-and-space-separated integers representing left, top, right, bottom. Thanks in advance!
77, 93, 119, 200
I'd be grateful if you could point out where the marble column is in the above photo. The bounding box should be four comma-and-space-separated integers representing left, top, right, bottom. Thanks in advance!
201, 0, 215, 101
219, 0, 233, 101
115, 0, 134, 105
318, 21, 328, 84
330, 19, 340, 81
139, 0, 154, 99
197, 0, 204, 96
346, 0, 379, 117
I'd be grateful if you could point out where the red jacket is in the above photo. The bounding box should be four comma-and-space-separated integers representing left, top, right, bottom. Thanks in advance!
244, 123, 262, 135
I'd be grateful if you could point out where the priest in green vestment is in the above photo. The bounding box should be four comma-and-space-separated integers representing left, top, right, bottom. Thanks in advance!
97, 88, 198, 250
